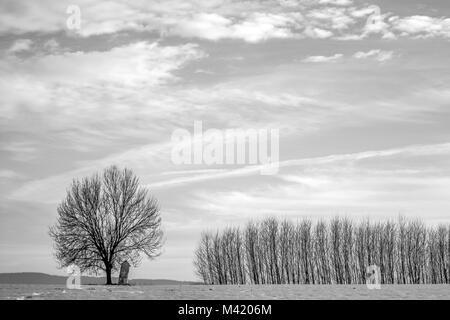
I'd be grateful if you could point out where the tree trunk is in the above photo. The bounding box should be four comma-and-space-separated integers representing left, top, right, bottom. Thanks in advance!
105, 264, 112, 285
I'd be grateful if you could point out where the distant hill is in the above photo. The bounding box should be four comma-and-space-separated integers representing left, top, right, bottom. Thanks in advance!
0, 273, 201, 285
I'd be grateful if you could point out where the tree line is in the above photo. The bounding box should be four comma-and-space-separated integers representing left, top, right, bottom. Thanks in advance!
194, 217, 450, 285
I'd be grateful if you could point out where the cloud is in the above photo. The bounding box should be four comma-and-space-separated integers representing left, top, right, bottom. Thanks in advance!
168, 13, 232, 40
307, 7, 355, 31
169, 12, 298, 42
301, 53, 343, 63
391, 15, 450, 38
192, 172, 450, 220
318, 0, 353, 5
10, 142, 450, 204
119, 143, 450, 191
0, 41, 205, 119
3, 42, 205, 88
1, 0, 449, 41
353, 49, 394, 62
7, 39, 33, 53
360, 9, 396, 39
349, 6, 377, 18
0, 40, 207, 158
187, 142, 450, 220
0, 1, 302, 42
43, 39, 59, 52
303, 26, 334, 38
301, 50, 394, 64
0, 142, 37, 162
230, 13, 297, 42
0, 169, 25, 180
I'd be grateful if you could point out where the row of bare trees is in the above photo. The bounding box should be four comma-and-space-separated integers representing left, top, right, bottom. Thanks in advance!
194, 217, 450, 285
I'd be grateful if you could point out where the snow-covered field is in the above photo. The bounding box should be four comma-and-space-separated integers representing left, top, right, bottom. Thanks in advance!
1, 284, 449, 300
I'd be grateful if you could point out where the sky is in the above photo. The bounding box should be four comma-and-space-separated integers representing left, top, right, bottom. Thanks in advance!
0, 0, 449, 281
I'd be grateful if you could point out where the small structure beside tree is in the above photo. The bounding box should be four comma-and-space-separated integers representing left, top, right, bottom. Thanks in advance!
118, 261, 131, 285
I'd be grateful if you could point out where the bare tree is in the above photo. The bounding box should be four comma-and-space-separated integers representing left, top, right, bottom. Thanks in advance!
49, 166, 163, 285
260, 218, 280, 284
436, 225, 449, 283
355, 221, 367, 283
397, 216, 408, 284
244, 221, 260, 284
297, 219, 313, 284
329, 217, 343, 284
313, 220, 330, 284
383, 220, 396, 284
194, 232, 213, 284
194, 216, 450, 285
279, 219, 295, 284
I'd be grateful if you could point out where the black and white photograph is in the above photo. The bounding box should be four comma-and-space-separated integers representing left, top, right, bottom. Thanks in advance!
0, 0, 450, 308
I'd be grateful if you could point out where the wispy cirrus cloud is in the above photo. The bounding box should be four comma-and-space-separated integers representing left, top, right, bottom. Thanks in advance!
1, 41, 205, 90
0, 141, 37, 162
9, 142, 450, 202
301, 49, 394, 63
0, 41, 206, 149
187, 142, 450, 220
